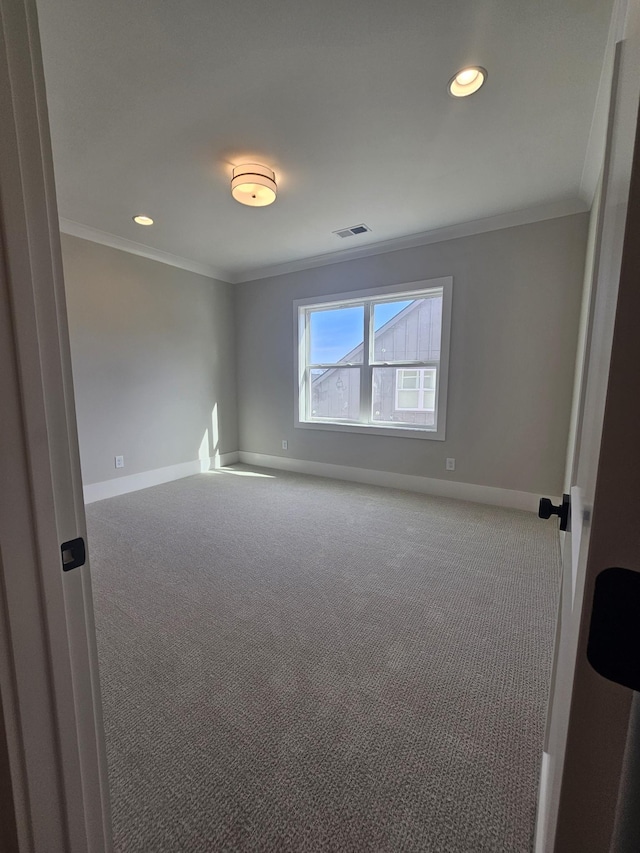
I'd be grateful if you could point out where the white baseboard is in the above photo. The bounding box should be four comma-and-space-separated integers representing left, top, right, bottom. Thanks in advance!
84, 449, 550, 512
237, 451, 550, 512
83, 452, 240, 504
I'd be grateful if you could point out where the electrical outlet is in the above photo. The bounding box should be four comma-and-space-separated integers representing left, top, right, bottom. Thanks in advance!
115, 455, 124, 469
445, 457, 455, 471
281, 440, 288, 451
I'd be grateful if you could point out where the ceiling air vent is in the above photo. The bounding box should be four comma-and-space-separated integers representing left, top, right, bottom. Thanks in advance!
333, 224, 371, 239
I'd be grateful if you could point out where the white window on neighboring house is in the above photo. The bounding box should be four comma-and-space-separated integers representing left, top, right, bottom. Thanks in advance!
395, 368, 437, 412
294, 277, 452, 440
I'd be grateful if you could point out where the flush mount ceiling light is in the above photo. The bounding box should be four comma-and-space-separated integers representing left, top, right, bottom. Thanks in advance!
448, 66, 487, 98
231, 163, 277, 207
132, 214, 154, 225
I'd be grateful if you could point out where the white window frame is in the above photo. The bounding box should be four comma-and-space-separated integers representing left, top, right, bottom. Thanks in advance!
395, 367, 437, 412
294, 277, 452, 440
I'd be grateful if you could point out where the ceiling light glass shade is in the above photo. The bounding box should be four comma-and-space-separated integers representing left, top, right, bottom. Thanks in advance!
231, 164, 277, 207
133, 214, 154, 225
448, 66, 487, 97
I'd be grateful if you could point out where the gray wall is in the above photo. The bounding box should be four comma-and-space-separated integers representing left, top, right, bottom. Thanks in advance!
235, 214, 588, 496
61, 234, 237, 485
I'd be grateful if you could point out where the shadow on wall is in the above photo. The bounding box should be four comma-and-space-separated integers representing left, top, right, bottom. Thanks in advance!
199, 404, 278, 478
199, 405, 276, 478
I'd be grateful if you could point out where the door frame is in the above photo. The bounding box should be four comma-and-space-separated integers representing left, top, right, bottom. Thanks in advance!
535, 1, 640, 849
0, 0, 111, 849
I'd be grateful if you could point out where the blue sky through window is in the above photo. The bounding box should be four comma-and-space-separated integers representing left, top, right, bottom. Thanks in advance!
310, 307, 363, 363
374, 301, 412, 330
309, 301, 413, 363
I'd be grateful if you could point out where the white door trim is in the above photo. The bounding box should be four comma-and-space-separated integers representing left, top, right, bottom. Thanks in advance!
534, 1, 640, 847
0, 0, 111, 849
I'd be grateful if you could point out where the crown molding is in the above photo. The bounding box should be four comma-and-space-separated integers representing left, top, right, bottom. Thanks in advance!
234, 198, 589, 283
60, 198, 589, 287
59, 218, 232, 282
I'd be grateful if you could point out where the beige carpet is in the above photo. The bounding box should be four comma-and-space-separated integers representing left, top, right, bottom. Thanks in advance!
87, 466, 560, 852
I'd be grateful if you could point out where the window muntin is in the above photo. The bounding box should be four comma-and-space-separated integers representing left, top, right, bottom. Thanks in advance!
296, 279, 451, 439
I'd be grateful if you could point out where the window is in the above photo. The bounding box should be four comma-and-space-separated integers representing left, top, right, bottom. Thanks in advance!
295, 277, 452, 439
395, 368, 436, 412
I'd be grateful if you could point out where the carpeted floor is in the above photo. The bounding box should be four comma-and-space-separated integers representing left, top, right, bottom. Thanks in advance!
87, 466, 560, 852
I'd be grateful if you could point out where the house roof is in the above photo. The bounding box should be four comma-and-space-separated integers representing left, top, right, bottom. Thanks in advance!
36, 0, 613, 282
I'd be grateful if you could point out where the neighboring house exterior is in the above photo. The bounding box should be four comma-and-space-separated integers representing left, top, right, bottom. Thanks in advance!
311, 296, 442, 426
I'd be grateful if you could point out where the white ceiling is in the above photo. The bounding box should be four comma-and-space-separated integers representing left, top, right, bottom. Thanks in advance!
36, 0, 614, 282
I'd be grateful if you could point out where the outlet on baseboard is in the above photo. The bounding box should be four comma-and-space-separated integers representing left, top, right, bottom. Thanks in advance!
281, 440, 288, 451
445, 457, 455, 471
114, 455, 124, 469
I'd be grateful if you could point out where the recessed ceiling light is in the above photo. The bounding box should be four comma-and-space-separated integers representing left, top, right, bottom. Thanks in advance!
231, 164, 277, 207
448, 66, 487, 98
133, 214, 154, 226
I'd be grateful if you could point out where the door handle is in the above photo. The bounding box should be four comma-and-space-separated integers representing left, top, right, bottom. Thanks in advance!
538, 493, 570, 532
587, 567, 640, 691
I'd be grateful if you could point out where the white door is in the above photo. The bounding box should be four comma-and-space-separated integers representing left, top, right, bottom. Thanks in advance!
0, 0, 111, 850
535, 6, 640, 851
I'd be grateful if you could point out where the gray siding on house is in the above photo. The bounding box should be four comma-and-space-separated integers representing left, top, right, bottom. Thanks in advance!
373, 296, 442, 362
